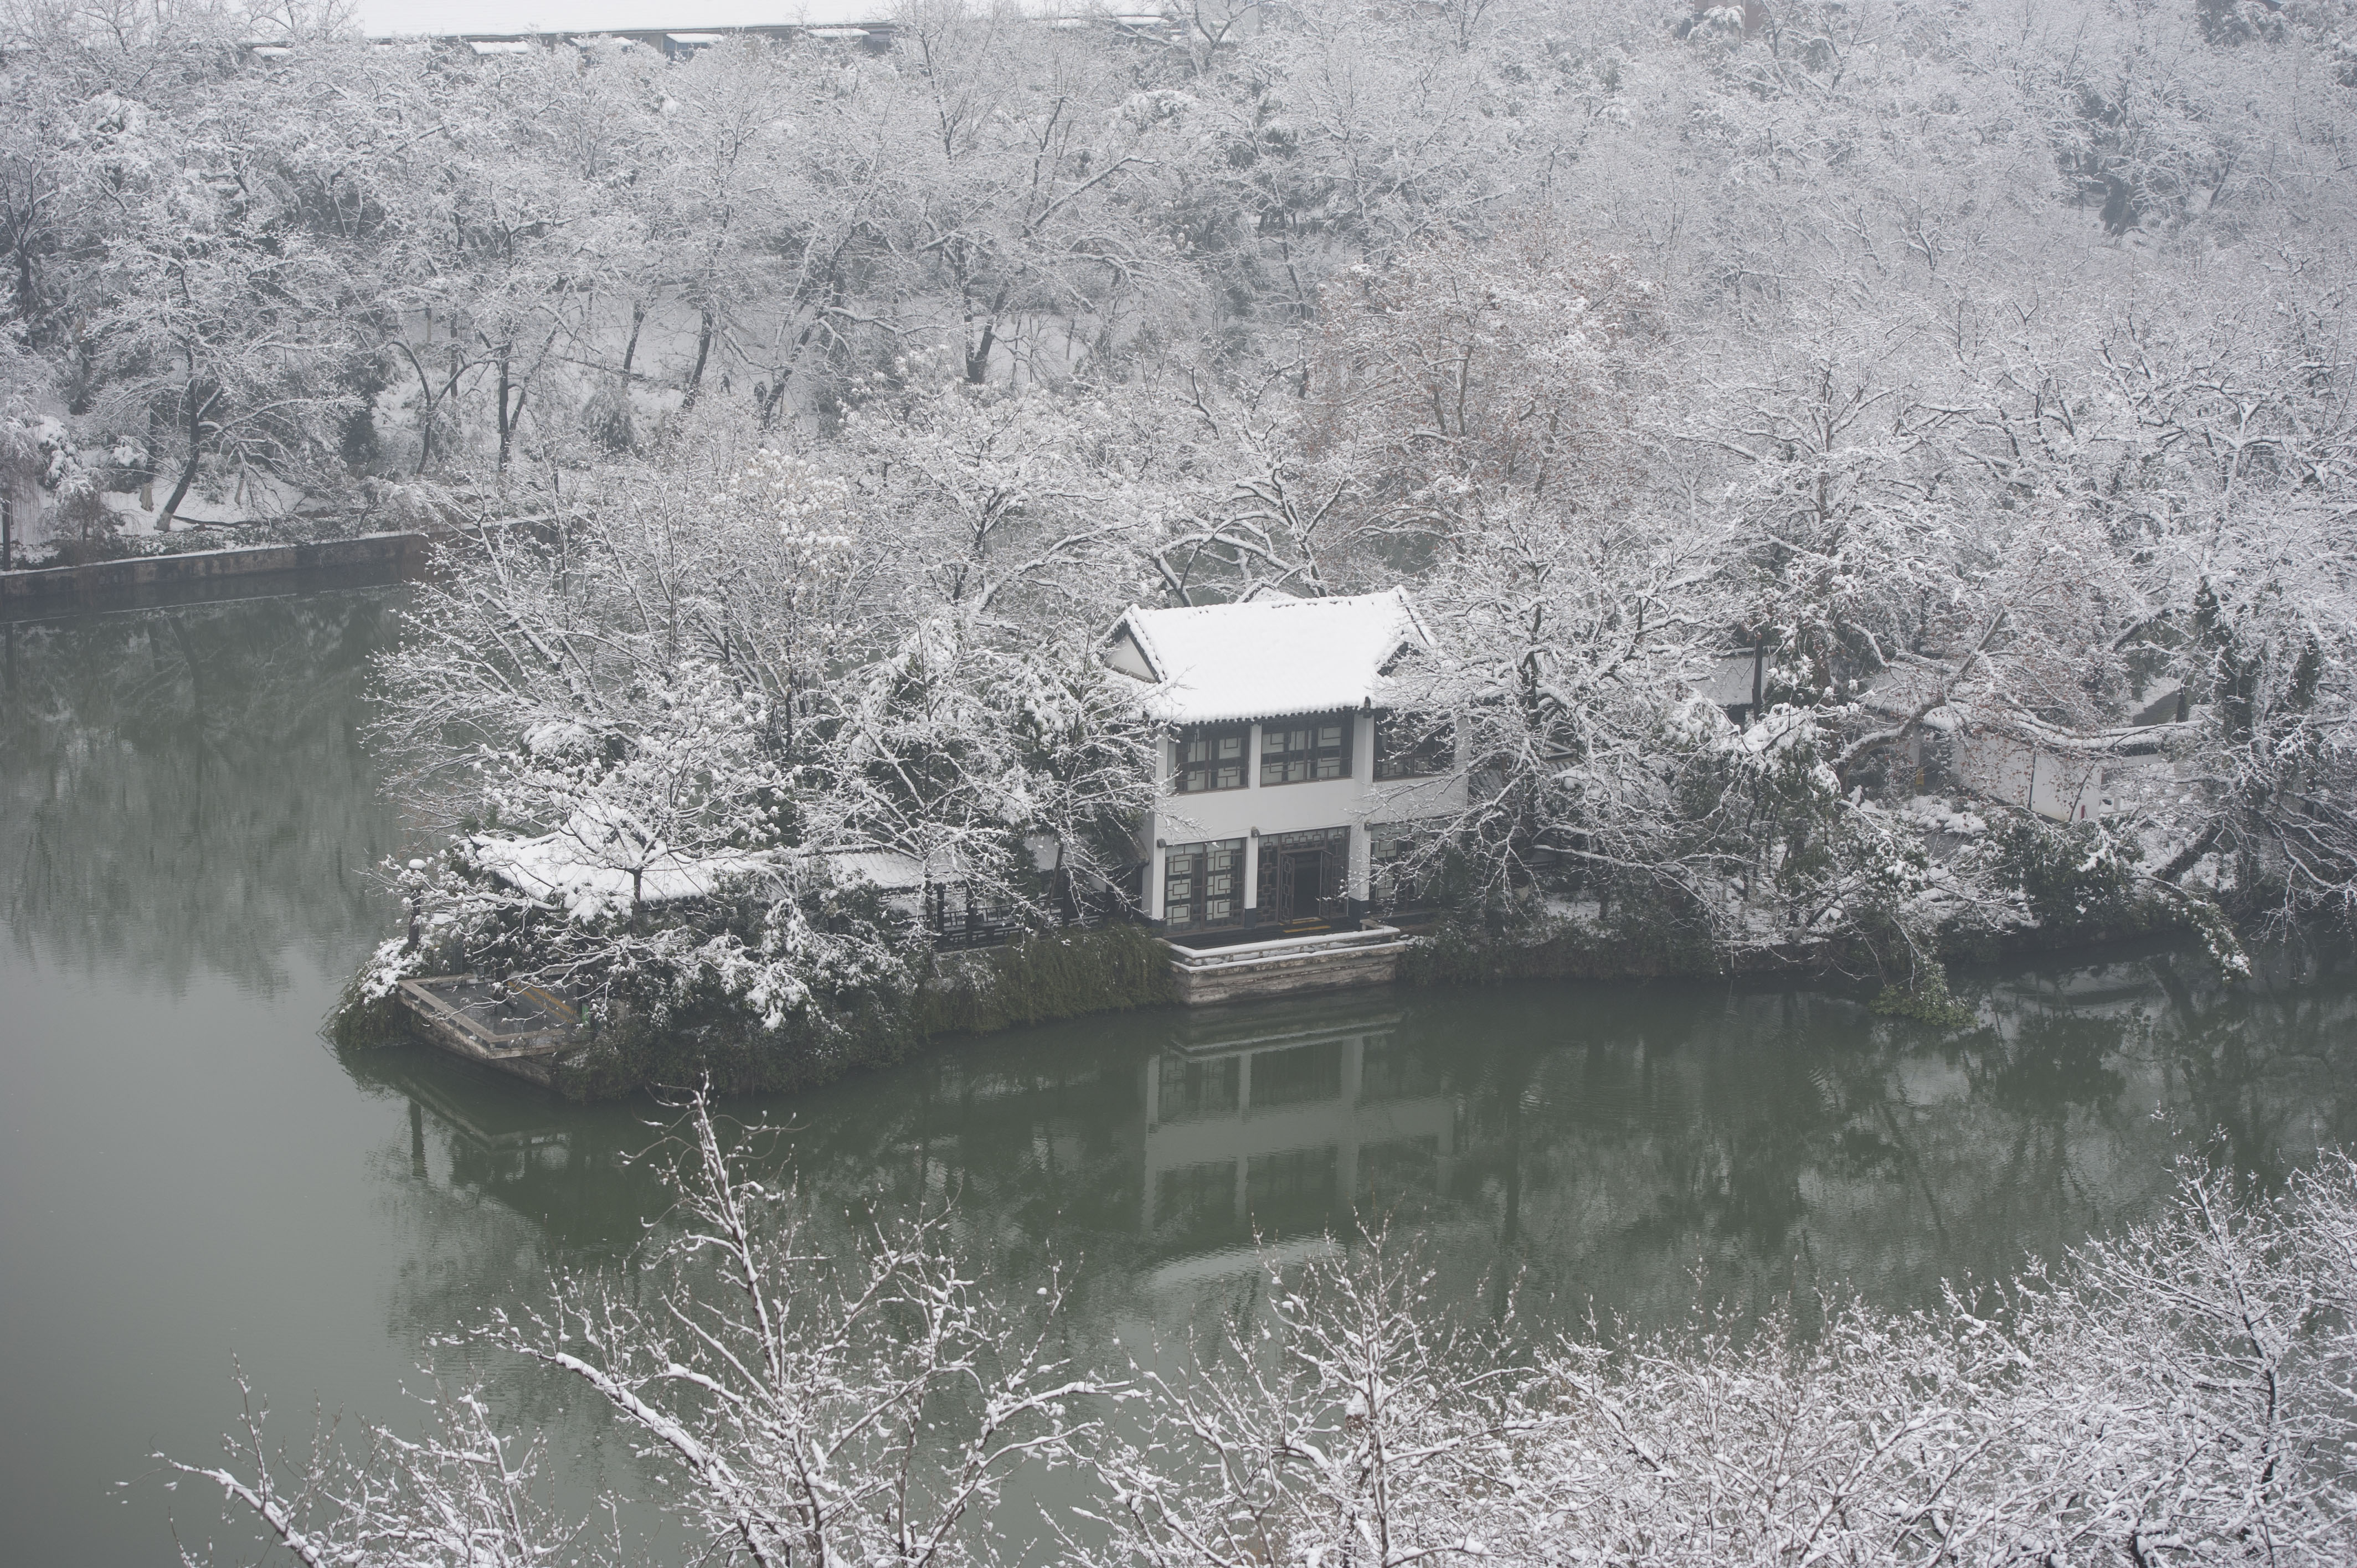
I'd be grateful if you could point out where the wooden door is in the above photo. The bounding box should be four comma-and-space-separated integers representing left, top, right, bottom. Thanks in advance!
1280, 849, 1326, 924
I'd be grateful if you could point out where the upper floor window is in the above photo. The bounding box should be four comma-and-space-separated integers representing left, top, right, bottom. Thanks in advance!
1373, 710, 1452, 780
1174, 725, 1249, 792
1262, 714, 1351, 785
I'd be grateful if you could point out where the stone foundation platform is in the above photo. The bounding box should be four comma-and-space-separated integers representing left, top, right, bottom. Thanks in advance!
1162, 925, 1417, 1005
395, 974, 579, 1087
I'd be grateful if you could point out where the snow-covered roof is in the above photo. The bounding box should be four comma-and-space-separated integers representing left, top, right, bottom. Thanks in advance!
820, 849, 969, 891
1857, 661, 1951, 721
1104, 589, 1429, 725
472, 806, 779, 921
474, 826, 980, 920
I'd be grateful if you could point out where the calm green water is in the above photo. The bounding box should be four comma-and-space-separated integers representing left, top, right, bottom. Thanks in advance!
4, 591, 2354, 1565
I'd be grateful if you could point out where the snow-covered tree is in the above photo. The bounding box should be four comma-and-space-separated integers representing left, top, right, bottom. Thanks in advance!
1085, 1154, 2357, 1567
11, 0, 2356, 972
175, 1092, 1114, 1568
180, 1151, 2357, 1566
1083, 1225, 1542, 1568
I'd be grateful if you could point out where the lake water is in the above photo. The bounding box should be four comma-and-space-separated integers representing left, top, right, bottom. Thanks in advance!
5, 589, 2353, 1565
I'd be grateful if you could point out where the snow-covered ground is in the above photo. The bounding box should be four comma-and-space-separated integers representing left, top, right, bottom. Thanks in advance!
355, 0, 1060, 37
97, 472, 308, 534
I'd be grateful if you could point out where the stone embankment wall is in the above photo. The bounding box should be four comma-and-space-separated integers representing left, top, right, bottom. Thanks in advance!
1164, 927, 1419, 1004
0, 532, 426, 606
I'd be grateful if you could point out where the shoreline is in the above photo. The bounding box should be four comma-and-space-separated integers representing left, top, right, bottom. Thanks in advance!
0, 532, 428, 615
353, 906, 2250, 1103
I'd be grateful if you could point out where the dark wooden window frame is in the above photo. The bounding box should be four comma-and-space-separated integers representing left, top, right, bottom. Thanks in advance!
1172, 724, 1250, 793
1162, 837, 1247, 932
1368, 829, 1426, 912
1259, 712, 1353, 786
1372, 709, 1452, 781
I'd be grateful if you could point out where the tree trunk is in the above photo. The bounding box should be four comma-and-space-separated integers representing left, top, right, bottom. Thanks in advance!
408, 312, 438, 474
495, 350, 511, 469
621, 302, 645, 376
155, 445, 203, 530
2160, 821, 2223, 884
155, 380, 215, 529
495, 348, 524, 471
964, 287, 1009, 384
682, 306, 715, 409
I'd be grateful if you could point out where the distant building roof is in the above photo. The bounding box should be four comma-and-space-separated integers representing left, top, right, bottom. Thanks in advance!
819, 848, 971, 891
472, 806, 779, 921
1104, 589, 1429, 725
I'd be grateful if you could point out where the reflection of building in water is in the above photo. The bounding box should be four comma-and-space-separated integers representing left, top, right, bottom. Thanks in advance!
1140, 1003, 1462, 1256
344, 1043, 663, 1253
398, 1066, 575, 1185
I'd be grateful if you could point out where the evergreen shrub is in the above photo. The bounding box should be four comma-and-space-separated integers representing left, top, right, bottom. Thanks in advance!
1992, 816, 2143, 935
1398, 904, 1724, 987
915, 922, 1176, 1034
1870, 961, 1977, 1028
326, 976, 413, 1051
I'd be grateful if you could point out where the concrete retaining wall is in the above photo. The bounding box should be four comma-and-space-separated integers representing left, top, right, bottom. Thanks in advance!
0, 531, 426, 604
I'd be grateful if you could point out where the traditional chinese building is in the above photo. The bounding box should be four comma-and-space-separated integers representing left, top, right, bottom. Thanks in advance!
1102, 589, 1464, 947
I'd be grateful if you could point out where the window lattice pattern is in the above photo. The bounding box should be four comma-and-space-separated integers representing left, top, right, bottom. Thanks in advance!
1174, 726, 1248, 792
1162, 838, 1246, 932
1373, 711, 1452, 780
1261, 714, 1351, 785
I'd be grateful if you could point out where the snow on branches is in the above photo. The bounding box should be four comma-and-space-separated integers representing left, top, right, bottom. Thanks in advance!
172, 1118, 2357, 1567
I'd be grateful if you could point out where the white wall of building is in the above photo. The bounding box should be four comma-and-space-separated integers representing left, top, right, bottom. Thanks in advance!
1952, 730, 2170, 824
1144, 711, 1468, 919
